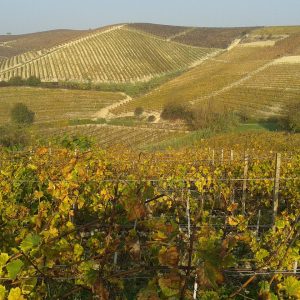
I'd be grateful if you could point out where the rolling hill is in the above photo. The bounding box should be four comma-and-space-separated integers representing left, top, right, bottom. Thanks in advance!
0, 29, 91, 59
0, 23, 300, 130
0, 25, 218, 84
128, 23, 257, 48
114, 26, 300, 118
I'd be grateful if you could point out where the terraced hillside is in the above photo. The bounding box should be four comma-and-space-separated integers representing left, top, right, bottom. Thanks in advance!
0, 87, 125, 123
0, 25, 216, 83
115, 29, 300, 118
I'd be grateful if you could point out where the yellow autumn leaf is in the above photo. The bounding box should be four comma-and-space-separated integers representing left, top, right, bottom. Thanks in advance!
228, 216, 239, 226
8, 287, 25, 300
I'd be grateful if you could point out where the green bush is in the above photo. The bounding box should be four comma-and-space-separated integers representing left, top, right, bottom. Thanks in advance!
8, 76, 25, 86
283, 102, 300, 132
26, 76, 41, 86
10, 103, 35, 124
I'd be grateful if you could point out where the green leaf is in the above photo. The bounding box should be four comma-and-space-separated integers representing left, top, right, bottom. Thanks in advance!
280, 276, 300, 298
20, 234, 41, 253
259, 281, 270, 292
6, 259, 24, 280
0, 285, 6, 300
255, 249, 269, 262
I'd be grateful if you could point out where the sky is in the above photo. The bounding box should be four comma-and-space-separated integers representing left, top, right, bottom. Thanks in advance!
1, 0, 300, 35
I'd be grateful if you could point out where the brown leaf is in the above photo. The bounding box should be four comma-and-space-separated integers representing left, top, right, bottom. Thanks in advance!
158, 246, 179, 267
93, 281, 109, 300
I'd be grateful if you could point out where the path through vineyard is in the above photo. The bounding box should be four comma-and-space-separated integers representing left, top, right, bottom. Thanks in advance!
93, 93, 133, 119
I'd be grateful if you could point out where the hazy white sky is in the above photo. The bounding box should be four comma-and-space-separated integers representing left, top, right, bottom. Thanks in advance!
1, 0, 300, 34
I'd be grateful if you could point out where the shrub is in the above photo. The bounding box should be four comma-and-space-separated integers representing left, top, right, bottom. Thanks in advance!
134, 107, 144, 117
8, 76, 24, 86
0, 125, 29, 148
189, 102, 240, 131
147, 115, 156, 122
26, 76, 41, 86
160, 103, 193, 122
11, 103, 35, 124
281, 102, 300, 132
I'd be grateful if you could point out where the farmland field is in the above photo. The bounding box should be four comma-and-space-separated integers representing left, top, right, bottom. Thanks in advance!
127, 23, 256, 48
1, 135, 299, 299
0, 29, 90, 58
0, 87, 125, 123
114, 31, 300, 117
1, 22, 300, 300
0, 26, 217, 83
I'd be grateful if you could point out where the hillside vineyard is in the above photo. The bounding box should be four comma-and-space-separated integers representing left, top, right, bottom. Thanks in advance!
0, 25, 216, 83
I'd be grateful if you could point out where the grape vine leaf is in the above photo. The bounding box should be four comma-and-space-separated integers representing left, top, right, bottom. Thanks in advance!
158, 246, 179, 267
278, 276, 300, 298
6, 259, 24, 280
20, 234, 41, 253
158, 272, 181, 297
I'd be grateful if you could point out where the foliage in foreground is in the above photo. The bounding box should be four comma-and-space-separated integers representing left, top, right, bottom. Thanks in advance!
0, 146, 299, 299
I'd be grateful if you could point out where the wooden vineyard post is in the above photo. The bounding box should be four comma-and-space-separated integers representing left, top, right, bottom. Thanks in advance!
273, 153, 281, 225
242, 152, 249, 215
211, 149, 215, 165
294, 261, 298, 274
256, 209, 261, 236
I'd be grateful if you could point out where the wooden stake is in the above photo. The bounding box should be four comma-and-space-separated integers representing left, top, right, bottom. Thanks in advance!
294, 261, 298, 274
193, 275, 198, 299
186, 195, 191, 238
256, 209, 261, 236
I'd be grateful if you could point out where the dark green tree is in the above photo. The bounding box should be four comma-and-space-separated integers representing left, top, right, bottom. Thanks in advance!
10, 103, 35, 124
26, 76, 41, 86
8, 76, 24, 86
